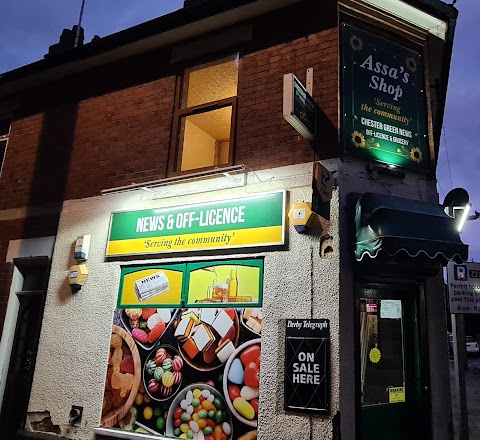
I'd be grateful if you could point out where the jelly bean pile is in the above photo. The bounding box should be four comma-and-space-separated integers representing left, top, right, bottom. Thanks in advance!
225, 343, 260, 422
171, 387, 232, 440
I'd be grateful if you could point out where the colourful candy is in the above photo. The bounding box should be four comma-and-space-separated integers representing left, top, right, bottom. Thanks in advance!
240, 345, 261, 367
244, 362, 260, 388
155, 348, 169, 365
163, 358, 173, 371
148, 320, 166, 343
172, 387, 228, 440
173, 355, 184, 371
125, 308, 142, 319
227, 358, 244, 385
162, 371, 174, 387
147, 378, 159, 393
240, 385, 259, 400
173, 371, 182, 384
132, 328, 149, 343
160, 384, 173, 397
146, 359, 157, 375
153, 366, 165, 381
233, 397, 255, 420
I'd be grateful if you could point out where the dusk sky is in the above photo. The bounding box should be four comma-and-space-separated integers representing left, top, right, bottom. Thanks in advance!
0, 0, 478, 261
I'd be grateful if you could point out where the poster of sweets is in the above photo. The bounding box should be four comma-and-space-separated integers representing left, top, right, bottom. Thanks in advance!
101, 259, 263, 440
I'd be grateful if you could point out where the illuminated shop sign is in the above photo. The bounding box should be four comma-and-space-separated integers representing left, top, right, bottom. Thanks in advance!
341, 24, 428, 172
106, 191, 285, 257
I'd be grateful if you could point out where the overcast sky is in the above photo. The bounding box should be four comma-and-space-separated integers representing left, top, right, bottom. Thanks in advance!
0, 0, 478, 262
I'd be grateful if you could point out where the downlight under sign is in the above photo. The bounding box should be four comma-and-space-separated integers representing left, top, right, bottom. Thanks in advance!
106, 191, 286, 257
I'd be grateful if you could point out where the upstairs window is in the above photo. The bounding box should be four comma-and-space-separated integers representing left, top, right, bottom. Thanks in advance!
170, 54, 239, 174
0, 119, 10, 176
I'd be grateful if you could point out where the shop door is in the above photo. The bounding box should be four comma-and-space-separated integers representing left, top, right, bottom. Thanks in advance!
0, 258, 49, 436
360, 285, 427, 440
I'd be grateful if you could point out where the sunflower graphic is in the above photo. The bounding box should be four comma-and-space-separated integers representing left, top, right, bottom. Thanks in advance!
351, 131, 366, 148
406, 57, 417, 72
350, 35, 363, 51
410, 147, 422, 163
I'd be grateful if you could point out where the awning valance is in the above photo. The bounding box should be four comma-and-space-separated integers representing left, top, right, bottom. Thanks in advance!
355, 193, 468, 265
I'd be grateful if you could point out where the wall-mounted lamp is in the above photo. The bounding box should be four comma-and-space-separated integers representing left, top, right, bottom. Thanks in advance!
367, 163, 405, 179
101, 165, 247, 196
443, 188, 477, 232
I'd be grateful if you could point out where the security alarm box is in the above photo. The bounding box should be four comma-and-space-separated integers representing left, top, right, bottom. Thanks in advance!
74, 235, 91, 261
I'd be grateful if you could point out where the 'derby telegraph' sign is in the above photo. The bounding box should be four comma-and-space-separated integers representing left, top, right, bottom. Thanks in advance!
284, 319, 330, 413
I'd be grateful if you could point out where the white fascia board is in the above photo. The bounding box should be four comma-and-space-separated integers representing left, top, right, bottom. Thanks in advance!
360, 0, 447, 40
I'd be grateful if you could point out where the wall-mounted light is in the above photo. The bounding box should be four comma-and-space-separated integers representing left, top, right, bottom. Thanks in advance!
456, 202, 472, 232
367, 163, 405, 179
443, 188, 474, 232
101, 164, 247, 196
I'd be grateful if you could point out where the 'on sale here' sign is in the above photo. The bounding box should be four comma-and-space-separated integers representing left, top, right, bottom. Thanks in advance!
284, 319, 330, 413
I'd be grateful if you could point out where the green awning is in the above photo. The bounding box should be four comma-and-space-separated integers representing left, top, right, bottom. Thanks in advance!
355, 193, 468, 265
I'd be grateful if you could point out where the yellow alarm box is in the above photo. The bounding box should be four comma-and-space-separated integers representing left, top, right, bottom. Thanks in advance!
69, 264, 89, 293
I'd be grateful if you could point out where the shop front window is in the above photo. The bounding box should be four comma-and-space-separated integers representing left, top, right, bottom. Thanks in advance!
170, 55, 239, 174
360, 299, 405, 406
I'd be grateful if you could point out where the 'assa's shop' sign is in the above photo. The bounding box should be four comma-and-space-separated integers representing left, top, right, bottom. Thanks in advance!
341, 24, 428, 172
106, 191, 285, 257
284, 319, 330, 413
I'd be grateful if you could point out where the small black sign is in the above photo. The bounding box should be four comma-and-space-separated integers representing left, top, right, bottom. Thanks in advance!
283, 74, 317, 141
284, 319, 330, 413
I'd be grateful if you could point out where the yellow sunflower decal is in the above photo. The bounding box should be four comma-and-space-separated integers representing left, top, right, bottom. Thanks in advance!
350, 35, 363, 51
351, 131, 366, 148
410, 147, 422, 163
406, 57, 417, 72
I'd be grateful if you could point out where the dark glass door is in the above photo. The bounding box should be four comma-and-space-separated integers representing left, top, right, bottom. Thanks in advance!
360, 285, 427, 439
0, 257, 49, 436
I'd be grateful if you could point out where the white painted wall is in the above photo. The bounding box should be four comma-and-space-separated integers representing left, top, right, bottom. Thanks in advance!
26, 163, 340, 440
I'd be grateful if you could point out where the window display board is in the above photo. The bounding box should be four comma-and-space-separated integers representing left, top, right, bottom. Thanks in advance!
101, 259, 263, 439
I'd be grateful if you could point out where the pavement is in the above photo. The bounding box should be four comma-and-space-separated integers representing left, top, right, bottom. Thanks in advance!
450, 356, 480, 439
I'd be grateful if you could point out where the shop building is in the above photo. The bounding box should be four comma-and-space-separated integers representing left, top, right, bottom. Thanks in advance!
0, 1, 465, 440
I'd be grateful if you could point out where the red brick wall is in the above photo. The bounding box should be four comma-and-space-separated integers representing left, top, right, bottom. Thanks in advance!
0, 2, 338, 210
237, 28, 338, 170
66, 77, 176, 198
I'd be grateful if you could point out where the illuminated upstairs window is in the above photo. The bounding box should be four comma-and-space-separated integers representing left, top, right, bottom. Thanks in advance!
170, 55, 239, 174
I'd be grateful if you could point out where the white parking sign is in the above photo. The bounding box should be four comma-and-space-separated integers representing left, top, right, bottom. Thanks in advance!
447, 262, 480, 314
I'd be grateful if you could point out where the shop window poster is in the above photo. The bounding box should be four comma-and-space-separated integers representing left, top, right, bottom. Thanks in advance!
102, 259, 263, 440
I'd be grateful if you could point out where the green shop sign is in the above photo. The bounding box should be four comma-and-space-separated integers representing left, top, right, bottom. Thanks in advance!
341, 24, 428, 172
106, 191, 285, 257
